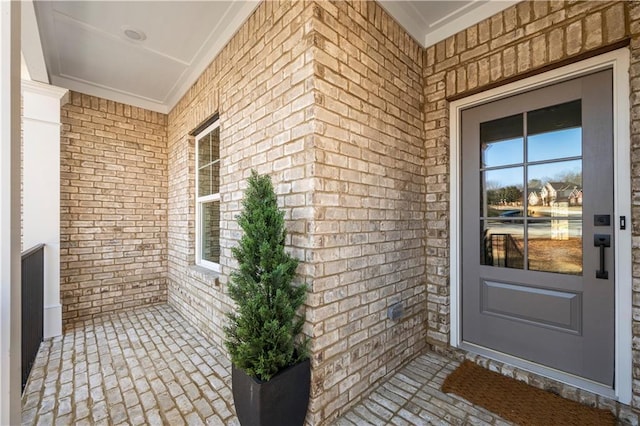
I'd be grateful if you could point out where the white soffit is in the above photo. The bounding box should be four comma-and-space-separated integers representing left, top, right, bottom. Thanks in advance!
33, 1, 259, 114
378, 0, 519, 48
30, 0, 517, 115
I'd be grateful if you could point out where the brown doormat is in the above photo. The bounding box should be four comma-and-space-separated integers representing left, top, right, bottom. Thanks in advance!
442, 361, 615, 426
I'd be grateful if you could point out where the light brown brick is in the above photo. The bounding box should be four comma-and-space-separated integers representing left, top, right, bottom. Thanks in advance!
61, 95, 168, 324
566, 20, 583, 55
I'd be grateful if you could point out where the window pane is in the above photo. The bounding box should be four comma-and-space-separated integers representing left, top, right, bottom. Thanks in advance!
481, 114, 523, 168
211, 127, 220, 160
482, 167, 523, 217
211, 161, 220, 193
528, 128, 582, 163
528, 100, 581, 136
528, 219, 582, 275
198, 127, 220, 168
199, 164, 211, 197
527, 100, 581, 162
481, 219, 524, 269
527, 159, 582, 218
201, 201, 220, 264
197, 126, 220, 198
198, 162, 220, 197
482, 137, 524, 168
198, 132, 211, 167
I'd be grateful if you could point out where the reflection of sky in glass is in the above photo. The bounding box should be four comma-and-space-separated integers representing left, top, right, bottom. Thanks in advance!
527, 159, 581, 185
481, 126, 582, 187
484, 160, 582, 187
484, 167, 523, 189
482, 138, 523, 168
527, 128, 581, 162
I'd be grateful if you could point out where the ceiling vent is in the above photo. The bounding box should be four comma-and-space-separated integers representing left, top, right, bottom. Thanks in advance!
122, 26, 146, 42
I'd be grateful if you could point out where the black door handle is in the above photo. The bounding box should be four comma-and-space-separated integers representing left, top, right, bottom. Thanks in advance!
594, 234, 611, 279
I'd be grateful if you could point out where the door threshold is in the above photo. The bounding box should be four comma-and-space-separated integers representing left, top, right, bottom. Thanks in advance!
460, 342, 616, 400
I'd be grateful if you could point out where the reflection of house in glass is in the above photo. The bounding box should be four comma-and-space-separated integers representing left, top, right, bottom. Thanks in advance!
568, 188, 583, 205
548, 182, 580, 241
528, 187, 542, 207
530, 181, 582, 206
551, 207, 570, 240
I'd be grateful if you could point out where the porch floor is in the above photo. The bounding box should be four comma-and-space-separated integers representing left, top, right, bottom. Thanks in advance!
336, 354, 513, 426
21, 304, 520, 425
22, 304, 239, 426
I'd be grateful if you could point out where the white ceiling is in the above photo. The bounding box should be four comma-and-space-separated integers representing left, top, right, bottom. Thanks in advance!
31, 0, 260, 113
26, 0, 516, 114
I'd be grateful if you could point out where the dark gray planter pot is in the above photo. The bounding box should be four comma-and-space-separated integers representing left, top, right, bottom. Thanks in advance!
232, 358, 310, 426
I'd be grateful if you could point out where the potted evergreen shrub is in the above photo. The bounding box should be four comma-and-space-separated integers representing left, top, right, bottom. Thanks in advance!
224, 170, 310, 426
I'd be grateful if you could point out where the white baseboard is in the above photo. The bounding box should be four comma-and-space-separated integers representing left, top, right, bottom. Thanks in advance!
43, 304, 61, 338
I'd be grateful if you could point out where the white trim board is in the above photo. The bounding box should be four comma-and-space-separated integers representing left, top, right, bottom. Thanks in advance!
43, 304, 62, 339
448, 48, 632, 404
1, 1, 23, 422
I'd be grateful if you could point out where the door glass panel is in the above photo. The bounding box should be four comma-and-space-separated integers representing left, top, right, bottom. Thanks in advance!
482, 138, 523, 168
528, 219, 582, 275
528, 128, 582, 162
527, 159, 582, 218
478, 99, 583, 276
527, 100, 582, 162
528, 100, 581, 135
481, 220, 524, 269
481, 114, 523, 167
482, 167, 523, 217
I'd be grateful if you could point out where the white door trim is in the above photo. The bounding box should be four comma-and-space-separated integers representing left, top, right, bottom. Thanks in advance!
449, 48, 631, 403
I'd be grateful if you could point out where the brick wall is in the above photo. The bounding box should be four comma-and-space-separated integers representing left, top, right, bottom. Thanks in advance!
56, 0, 640, 423
619, 0, 640, 413
167, 0, 316, 356
60, 92, 168, 324
307, 1, 426, 423
167, 0, 426, 423
423, 0, 640, 418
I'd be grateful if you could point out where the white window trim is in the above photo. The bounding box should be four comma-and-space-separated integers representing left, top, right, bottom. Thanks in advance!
449, 48, 631, 403
195, 120, 221, 273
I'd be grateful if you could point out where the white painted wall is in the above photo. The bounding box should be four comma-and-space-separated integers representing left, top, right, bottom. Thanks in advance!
1, 1, 23, 424
21, 80, 67, 339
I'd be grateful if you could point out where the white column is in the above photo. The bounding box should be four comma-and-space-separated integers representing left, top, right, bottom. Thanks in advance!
22, 81, 68, 339
1, 1, 22, 424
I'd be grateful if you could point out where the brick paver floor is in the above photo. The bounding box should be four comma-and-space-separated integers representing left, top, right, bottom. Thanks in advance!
22, 304, 239, 426
21, 304, 624, 425
336, 353, 514, 426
